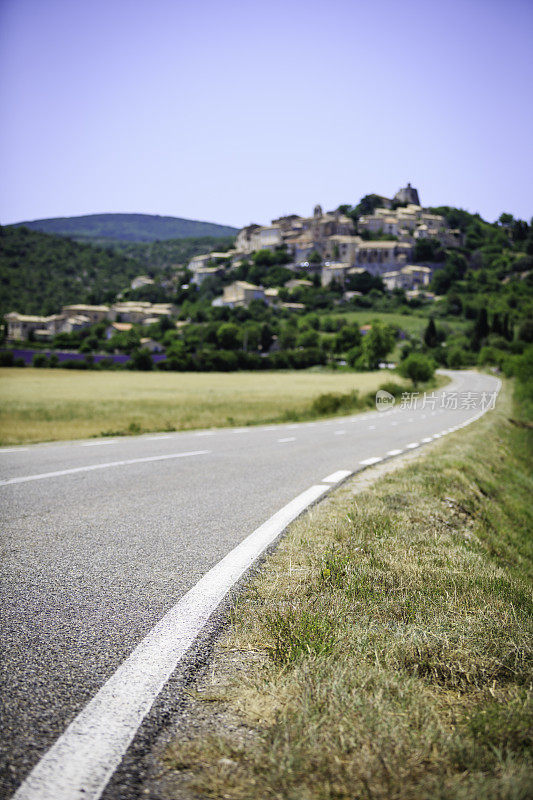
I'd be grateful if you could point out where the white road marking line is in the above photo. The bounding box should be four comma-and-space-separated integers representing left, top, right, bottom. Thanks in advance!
421, 437, 433, 443
334, 430, 346, 436
390, 421, 398, 426
368, 425, 376, 430
406, 442, 419, 449
195, 431, 214, 437
146, 435, 173, 440
286, 425, 298, 429
0, 451, 210, 487
261, 426, 277, 431
433, 434, 442, 438
278, 437, 296, 443
0, 447, 29, 453
322, 470, 352, 483
386, 449, 403, 456
81, 441, 117, 447
12, 482, 330, 800
232, 429, 249, 434
359, 456, 383, 466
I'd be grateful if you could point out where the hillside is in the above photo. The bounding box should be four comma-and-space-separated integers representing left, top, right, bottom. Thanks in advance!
0, 227, 238, 316
0, 226, 147, 316
113, 236, 235, 271
11, 213, 238, 243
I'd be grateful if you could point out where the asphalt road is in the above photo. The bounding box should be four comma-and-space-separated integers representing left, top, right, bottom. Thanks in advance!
0, 369, 500, 797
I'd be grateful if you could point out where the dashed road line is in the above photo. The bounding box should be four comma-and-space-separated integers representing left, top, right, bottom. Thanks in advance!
0, 451, 210, 487
0, 448, 29, 453
334, 430, 346, 436
322, 470, 352, 483
81, 441, 117, 447
386, 449, 403, 456
278, 437, 296, 443
359, 456, 383, 466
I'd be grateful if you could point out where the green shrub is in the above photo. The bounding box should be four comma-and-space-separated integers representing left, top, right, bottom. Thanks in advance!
0, 351, 14, 366
311, 391, 359, 415
377, 381, 405, 398
398, 353, 435, 387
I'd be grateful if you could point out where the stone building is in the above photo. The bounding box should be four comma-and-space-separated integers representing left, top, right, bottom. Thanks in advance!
381, 265, 431, 291
353, 242, 413, 275
393, 182, 420, 206
213, 281, 266, 308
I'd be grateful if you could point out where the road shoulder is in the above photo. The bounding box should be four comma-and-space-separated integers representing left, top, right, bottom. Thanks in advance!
141, 381, 533, 799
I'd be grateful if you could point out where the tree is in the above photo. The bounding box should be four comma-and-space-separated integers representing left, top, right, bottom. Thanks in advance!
353, 194, 384, 218
279, 324, 297, 350
361, 322, 396, 369
399, 353, 435, 388
296, 329, 319, 348
501, 313, 513, 341
491, 312, 502, 336
518, 319, 533, 343
129, 348, 153, 371
242, 322, 261, 352
498, 213, 514, 227
217, 323, 240, 350
472, 307, 490, 349
334, 324, 361, 353
447, 347, 465, 368
413, 238, 445, 263
423, 318, 438, 348
346, 270, 384, 294
260, 323, 274, 352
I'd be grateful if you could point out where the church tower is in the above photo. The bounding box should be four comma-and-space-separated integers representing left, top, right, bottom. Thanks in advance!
393, 182, 420, 206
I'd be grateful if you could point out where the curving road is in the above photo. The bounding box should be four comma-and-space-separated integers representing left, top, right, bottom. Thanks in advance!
0, 369, 500, 798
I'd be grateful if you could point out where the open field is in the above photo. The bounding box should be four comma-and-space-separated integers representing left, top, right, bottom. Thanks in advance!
0, 367, 408, 445
330, 310, 453, 336
164, 381, 533, 799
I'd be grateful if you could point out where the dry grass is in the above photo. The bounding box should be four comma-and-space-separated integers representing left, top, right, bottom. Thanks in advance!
0, 368, 407, 445
164, 382, 533, 799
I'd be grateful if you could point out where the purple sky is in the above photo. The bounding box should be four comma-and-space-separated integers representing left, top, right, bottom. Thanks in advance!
1, 0, 532, 228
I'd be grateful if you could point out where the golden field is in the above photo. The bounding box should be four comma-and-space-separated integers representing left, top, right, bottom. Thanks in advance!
0, 368, 406, 445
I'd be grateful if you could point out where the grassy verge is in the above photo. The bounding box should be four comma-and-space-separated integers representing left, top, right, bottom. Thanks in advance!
164, 381, 532, 800
0, 368, 415, 445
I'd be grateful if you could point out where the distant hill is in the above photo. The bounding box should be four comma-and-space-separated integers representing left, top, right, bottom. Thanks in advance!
11, 213, 238, 243
0, 226, 236, 316
0, 226, 146, 316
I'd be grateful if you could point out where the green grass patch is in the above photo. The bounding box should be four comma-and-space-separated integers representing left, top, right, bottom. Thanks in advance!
165, 380, 533, 799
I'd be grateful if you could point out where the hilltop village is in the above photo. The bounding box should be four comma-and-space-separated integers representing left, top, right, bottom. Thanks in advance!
187, 183, 462, 306
5, 184, 459, 343
3, 182, 530, 373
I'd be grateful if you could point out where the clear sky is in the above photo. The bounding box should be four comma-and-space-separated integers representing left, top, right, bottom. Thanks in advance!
1, 0, 532, 228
